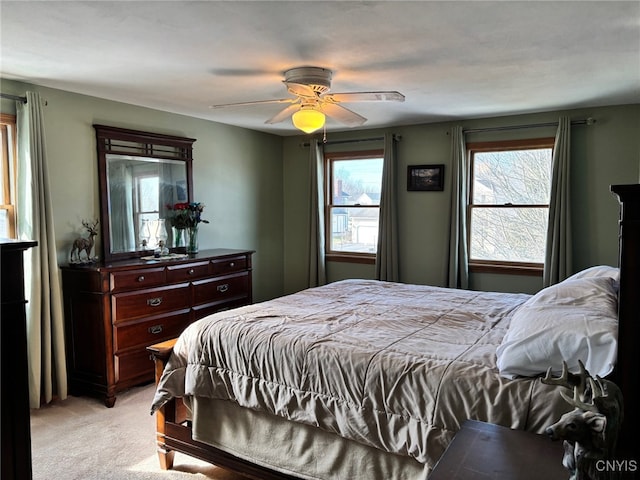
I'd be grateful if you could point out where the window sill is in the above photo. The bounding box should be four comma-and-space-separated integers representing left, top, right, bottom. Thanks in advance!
326, 253, 376, 265
469, 261, 543, 276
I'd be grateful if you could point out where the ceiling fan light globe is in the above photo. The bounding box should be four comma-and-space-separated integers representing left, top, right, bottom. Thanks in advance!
292, 108, 325, 134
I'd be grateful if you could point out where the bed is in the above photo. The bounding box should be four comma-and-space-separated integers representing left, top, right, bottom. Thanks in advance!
148, 184, 639, 479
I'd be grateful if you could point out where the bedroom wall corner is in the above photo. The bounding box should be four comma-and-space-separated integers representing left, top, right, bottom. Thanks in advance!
569, 103, 640, 273
0, 79, 285, 302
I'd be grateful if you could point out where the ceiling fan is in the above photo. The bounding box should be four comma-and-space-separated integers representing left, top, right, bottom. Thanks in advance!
209, 66, 405, 133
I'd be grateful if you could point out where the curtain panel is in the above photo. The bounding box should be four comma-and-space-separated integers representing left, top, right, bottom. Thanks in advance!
375, 133, 399, 282
543, 116, 572, 286
447, 126, 469, 289
109, 161, 136, 251
16, 91, 67, 407
307, 138, 326, 287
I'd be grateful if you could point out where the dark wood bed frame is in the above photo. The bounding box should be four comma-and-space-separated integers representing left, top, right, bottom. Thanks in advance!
148, 184, 640, 478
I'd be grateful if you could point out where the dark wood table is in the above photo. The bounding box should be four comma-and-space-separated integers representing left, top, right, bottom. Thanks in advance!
429, 420, 567, 480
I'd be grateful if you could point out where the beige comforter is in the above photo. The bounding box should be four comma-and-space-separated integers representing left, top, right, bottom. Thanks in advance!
151, 279, 569, 468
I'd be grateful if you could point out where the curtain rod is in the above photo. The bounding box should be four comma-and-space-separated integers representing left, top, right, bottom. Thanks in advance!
301, 134, 401, 148
0, 93, 27, 103
463, 117, 595, 135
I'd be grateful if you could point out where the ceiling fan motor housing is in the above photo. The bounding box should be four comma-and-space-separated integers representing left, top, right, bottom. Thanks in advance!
284, 66, 332, 94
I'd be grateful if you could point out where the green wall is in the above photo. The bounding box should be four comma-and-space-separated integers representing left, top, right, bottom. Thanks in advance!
3, 79, 638, 299
283, 104, 640, 295
0, 79, 284, 302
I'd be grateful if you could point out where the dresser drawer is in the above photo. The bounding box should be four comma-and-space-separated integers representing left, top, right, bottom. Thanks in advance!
115, 347, 155, 385
113, 310, 191, 352
210, 255, 248, 275
112, 284, 190, 323
166, 261, 210, 283
110, 267, 166, 292
193, 272, 249, 306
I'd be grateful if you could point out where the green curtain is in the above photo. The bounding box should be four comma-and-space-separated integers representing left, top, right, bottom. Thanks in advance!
447, 126, 469, 289
108, 161, 135, 252
375, 133, 399, 281
17, 91, 67, 407
307, 138, 326, 287
543, 117, 572, 286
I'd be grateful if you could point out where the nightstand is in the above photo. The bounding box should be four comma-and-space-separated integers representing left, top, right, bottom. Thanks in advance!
429, 420, 567, 480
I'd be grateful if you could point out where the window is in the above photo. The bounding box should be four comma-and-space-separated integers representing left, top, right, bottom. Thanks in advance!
325, 150, 384, 262
0, 114, 17, 239
135, 172, 161, 246
468, 138, 554, 273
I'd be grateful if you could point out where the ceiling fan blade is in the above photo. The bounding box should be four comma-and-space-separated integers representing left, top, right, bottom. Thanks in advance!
210, 98, 295, 109
324, 91, 405, 103
321, 103, 367, 127
284, 82, 318, 98
265, 104, 302, 125
209, 67, 277, 77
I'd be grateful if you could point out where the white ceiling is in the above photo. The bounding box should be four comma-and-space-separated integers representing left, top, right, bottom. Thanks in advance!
1, 1, 639, 136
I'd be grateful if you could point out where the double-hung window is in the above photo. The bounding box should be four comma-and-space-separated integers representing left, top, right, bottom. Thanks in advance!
0, 114, 17, 239
134, 170, 161, 247
325, 150, 384, 262
467, 138, 554, 273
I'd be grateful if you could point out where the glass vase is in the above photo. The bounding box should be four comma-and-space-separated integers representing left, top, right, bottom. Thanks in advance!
139, 218, 151, 250
186, 225, 199, 254
172, 227, 186, 248
156, 219, 168, 248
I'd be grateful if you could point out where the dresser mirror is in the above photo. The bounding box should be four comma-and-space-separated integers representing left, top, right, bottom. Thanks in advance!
95, 125, 195, 262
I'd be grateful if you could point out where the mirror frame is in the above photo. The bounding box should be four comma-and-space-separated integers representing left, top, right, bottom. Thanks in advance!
94, 124, 195, 262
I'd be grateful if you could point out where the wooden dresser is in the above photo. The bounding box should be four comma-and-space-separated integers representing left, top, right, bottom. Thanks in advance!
61, 248, 253, 407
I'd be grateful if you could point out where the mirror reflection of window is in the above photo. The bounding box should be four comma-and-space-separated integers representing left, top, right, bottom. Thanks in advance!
135, 174, 160, 248
106, 154, 186, 253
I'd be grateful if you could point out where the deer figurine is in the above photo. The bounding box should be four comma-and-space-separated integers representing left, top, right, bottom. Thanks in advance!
541, 360, 624, 480
70, 219, 99, 263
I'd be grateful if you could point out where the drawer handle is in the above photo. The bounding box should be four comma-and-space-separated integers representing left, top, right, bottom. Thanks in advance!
217, 284, 229, 293
137, 275, 145, 282
229, 262, 235, 267
147, 297, 163, 307
148, 324, 163, 335
188, 268, 195, 275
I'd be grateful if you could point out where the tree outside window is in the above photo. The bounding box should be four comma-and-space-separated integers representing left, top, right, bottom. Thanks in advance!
468, 138, 554, 273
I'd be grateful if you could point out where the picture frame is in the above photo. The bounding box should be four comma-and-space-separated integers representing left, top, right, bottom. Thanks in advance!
407, 164, 444, 191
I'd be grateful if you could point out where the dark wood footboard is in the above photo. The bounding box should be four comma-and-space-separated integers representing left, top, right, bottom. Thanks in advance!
147, 340, 301, 480
147, 339, 180, 470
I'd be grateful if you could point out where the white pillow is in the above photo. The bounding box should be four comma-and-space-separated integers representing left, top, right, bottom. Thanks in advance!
565, 265, 619, 290
496, 276, 618, 379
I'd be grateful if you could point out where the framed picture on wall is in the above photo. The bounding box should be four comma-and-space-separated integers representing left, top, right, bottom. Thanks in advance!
407, 164, 444, 191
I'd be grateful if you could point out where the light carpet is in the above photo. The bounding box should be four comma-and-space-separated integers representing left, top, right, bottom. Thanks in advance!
30, 383, 249, 480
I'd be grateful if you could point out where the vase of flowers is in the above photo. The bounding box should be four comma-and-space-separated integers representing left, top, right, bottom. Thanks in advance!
166, 202, 209, 253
